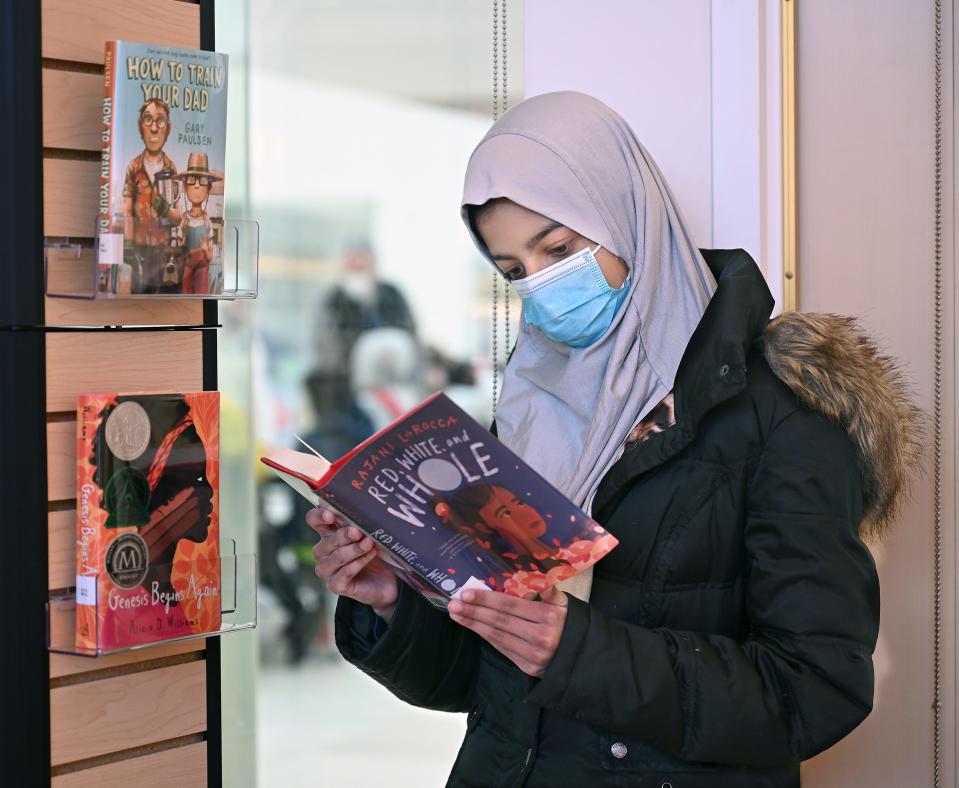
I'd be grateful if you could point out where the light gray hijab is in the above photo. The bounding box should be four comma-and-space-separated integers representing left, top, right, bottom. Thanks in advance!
461, 91, 717, 512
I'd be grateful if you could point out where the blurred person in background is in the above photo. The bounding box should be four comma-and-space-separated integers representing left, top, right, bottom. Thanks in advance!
422, 345, 490, 425
350, 326, 427, 431
314, 243, 417, 373
258, 369, 374, 663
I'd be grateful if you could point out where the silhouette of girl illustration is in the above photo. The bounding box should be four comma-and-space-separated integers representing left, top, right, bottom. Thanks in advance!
93, 395, 214, 598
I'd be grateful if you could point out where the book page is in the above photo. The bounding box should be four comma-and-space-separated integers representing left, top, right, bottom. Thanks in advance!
263, 447, 331, 484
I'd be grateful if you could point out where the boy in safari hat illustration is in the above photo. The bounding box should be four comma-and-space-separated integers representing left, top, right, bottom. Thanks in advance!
174, 152, 222, 294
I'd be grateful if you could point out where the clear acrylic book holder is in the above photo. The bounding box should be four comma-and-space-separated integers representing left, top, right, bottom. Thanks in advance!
47, 540, 257, 657
45, 219, 259, 300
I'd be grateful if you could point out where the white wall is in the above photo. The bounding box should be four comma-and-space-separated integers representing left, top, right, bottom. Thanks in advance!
525, 0, 784, 310
796, 1, 956, 785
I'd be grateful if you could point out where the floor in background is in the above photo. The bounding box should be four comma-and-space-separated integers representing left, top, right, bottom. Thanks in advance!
257, 657, 466, 787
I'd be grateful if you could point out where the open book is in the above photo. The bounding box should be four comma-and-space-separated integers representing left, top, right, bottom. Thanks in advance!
260, 392, 618, 608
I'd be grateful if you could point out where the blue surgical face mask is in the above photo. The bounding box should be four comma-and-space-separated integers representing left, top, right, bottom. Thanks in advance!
511, 243, 629, 348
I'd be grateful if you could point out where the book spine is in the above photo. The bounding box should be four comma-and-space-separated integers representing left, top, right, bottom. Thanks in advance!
75, 396, 98, 651
96, 41, 121, 281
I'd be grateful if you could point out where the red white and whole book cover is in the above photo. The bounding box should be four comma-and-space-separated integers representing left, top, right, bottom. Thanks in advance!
261, 393, 619, 608
76, 392, 221, 651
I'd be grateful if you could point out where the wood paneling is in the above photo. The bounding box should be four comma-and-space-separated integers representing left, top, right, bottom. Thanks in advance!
41, 0, 200, 64
50, 640, 205, 680
49, 508, 74, 588
52, 740, 206, 787
47, 420, 75, 501
50, 661, 206, 766
52, 741, 206, 788
41, 1, 212, 782
44, 158, 99, 238
43, 69, 102, 151
45, 295, 205, 328
45, 331, 203, 412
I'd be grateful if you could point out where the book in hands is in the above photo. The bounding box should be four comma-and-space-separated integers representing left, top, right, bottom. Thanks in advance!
260, 393, 618, 609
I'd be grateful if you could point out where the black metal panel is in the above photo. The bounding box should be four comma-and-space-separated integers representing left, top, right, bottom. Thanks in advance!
199, 3, 223, 786
0, 0, 50, 784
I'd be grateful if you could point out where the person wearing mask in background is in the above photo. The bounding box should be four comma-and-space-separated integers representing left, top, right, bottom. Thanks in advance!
308, 92, 921, 786
314, 243, 417, 374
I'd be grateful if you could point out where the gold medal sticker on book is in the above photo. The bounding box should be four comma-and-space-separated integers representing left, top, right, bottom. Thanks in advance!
96, 41, 229, 296
76, 392, 221, 651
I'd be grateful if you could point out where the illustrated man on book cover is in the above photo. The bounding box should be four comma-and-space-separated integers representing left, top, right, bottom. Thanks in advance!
122, 97, 182, 293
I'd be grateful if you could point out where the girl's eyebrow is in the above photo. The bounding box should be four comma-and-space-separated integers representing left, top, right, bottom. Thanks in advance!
490, 221, 565, 262
525, 221, 564, 250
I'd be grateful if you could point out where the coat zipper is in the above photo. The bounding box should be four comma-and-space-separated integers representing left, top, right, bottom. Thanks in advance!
513, 705, 541, 786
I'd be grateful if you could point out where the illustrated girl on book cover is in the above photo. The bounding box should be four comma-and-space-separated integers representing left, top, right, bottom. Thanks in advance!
77, 392, 221, 649
432, 484, 571, 575
91, 395, 215, 595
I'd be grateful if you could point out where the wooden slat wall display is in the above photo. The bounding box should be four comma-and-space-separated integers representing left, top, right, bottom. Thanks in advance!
49, 508, 75, 589
43, 158, 99, 239
40, 0, 215, 783
45, 331, 204, 411
45, 294, 205, 328
50, 641, 205, 681
46, 420, 75, 501
41, 0, 200, 64
42, 69, 102, 151
52, 741, 207, 788
50, 660, 206, 766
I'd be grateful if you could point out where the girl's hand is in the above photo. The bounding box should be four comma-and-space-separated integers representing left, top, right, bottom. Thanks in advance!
306, 507, 399, 623
447, 586, 568, 677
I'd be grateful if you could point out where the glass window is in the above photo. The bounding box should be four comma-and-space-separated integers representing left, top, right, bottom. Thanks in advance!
217, 3, 523, 785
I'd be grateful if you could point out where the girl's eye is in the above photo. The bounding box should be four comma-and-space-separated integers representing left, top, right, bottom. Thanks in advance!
505, 266, 523, 281
549, 243, 570, 257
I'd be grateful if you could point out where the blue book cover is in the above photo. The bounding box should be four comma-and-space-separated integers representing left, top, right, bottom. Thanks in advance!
97, 40, 228, 296
262, 393, 618, 608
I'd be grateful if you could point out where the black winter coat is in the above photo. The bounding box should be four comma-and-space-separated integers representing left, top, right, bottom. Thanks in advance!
336, 250, 919, 787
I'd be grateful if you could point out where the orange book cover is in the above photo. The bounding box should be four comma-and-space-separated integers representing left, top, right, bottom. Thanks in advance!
76, 391, 221, 651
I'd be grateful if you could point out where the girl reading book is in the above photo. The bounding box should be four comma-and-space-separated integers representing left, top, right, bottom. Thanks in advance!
309, 91, 920, 786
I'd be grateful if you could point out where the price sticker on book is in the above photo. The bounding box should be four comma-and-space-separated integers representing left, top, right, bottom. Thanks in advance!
76, 575, 96, 606
97, 233, 124, 266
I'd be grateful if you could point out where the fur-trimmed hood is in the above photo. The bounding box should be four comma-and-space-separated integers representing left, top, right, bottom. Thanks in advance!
759, 311, 924, 540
